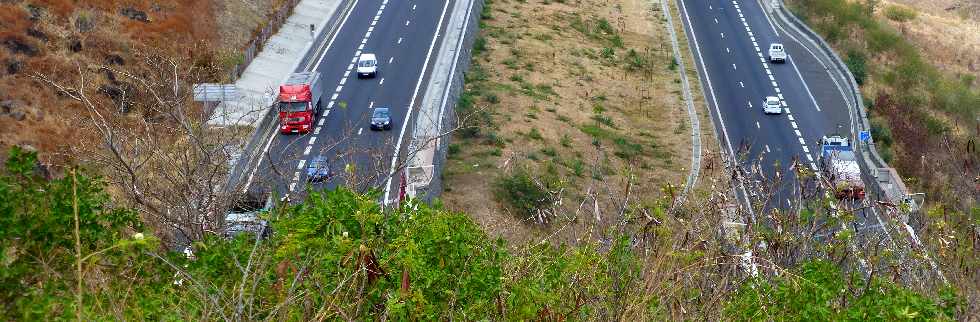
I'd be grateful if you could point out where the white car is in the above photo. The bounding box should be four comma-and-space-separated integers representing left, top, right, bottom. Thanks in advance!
768, 43, 787, 63
356, 53, 378, 78
763, 96, 783, 114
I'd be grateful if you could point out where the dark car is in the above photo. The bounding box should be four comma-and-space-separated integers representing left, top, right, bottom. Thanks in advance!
370, 107, 391, 130
306, 156, 332, 182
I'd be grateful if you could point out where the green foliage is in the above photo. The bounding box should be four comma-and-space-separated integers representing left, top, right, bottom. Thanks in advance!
1, 147, 141, 318
725, 260, 957, 321
494, 170, 551, 218
883, 5, 917, 23
844, 50, 867, 85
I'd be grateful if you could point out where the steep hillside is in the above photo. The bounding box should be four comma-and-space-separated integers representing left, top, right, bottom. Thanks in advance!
0, 0, 278, 165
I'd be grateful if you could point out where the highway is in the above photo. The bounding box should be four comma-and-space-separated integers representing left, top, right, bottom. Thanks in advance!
677, 0, 852, 209
243, 0, 454, 201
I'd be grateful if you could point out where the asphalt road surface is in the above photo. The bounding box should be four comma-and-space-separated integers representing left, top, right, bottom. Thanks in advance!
678, 0, 852, 209
248, 0, 454, 201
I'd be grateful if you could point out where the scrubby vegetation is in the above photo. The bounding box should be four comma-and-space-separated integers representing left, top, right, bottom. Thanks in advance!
0, 148, 962, 319
788, 0, 979, 313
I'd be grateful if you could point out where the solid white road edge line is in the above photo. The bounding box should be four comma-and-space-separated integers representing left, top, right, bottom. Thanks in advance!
382, 0, 451, 205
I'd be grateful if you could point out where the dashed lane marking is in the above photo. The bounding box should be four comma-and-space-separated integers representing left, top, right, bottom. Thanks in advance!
739, 81, 744, 87
756, 121, 760, 129
308, 137, 316, 145
297, 160, 306, 170
380, 78, 385, 85
331, 93, 339, 100
303, 146, 312, 155
340, 77, 347, 85
358, 127, 363, 135
765, 145, 771, 153
398, 37, 402, 44
335, 85, 343, 92
314, 126, 322, 135
388, 57, 394, 64
406, 20, 410, 26
791, 121, 798, 129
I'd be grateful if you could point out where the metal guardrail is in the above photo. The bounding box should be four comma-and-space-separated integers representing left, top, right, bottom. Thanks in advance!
227, 0, 303, 82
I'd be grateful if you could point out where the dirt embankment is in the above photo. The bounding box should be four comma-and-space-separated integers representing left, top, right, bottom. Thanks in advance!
442, 0, 707, 245
0, 0, 279, 164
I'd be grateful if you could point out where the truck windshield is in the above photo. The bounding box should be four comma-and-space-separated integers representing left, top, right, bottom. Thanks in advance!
358, 60, 376, 67
279, 102, 308, 112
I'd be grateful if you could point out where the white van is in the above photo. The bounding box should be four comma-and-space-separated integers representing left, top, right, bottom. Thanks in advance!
357, 53, 378, 78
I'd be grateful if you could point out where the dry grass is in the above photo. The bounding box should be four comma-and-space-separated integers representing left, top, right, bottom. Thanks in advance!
879, 0, 980, 82
442, 0, 703, 246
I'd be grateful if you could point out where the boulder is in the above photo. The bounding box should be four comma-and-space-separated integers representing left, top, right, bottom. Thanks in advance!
120, 7, 149, 22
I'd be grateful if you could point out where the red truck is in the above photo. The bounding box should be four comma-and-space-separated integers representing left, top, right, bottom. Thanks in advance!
278, 71, 323, 134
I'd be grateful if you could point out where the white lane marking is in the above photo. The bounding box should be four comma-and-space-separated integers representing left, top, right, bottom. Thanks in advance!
806, 154, 814, 162
802, 145, 810, 153
412, 4, 416, 10
371, 20, 377, 26
798, 137, 806, 145
335, 85, 343, 92
311, 0, 361, 68
784, 108, 791, 114
787, 114, 794, 121
309, 137, 316, 145
348, 63, 354, 70
355, 50, 361, 57
406, 20, 410, 26
379, 4, 385, 10
810, 163, 818, 171
368, 26, 374, 32
781, 101, 788, 107
765, 145, 771, 153
358, 43, 364, 50
383, 0, 451, 205
344, 70, 350, 78
748, 101, 753, 108
361, 38, 367, 44
365, 31, 372, 38
358, 127, 363, 135
319, 117, 326, 126
778, 93, 784, 100
289, 183, 297, 192
369, 101, 374, 109
771, 81, 778, 87
775, 87, 781, 93
747, 31, 753, 37
766, 69, 771, 75
327, 101, 334, 110
303, 146, 312, 155
331, 93, 339, 100
245, 0, 360, 192
750, 36, 755, 42
794, 129, 802, 137
791, 121, 798, 129
340, 77, 347, 85
739, 81, 744, 88
752, 41, 758, 47
379, 78, 385, 85
714, 18, 719, 23
377, 9, 382, 16
388, 57, 394, 64
756, 121, 761, 129
769, 75, 775, 81
759, 57, 765, 63
398, 37, 402, 44
732, 63, 737, 70
351, 56, 357, 63
721, 32, 725, 38
726, 47, 730, 53
292, 172, 300, 182
757, 52, 763, 58
787, 56, 824, 112
314, 126, 322, 135
297, 160, 306, 170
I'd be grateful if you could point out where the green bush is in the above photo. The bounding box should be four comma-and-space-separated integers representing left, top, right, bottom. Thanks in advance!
494, 170, 551, 218
844, 50, 868, 85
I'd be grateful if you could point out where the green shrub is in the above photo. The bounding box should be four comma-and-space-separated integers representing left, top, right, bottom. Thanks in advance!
528, 128, 543, 140
495, 170, 551, 218
844, 50, 868, 85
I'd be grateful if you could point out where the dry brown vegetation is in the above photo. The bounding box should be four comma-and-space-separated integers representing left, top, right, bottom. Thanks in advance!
879, 0, 980, 84
0, 0, 281, 166
442, 0, 716, 246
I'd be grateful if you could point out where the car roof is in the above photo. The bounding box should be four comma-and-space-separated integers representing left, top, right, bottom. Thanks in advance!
309, 156, 326, 165
359, 53, 377, 61
770, 43, 783, 47
374, 107, 390, 113
765, 96, 779, 101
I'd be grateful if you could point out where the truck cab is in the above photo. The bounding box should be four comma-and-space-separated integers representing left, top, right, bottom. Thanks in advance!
768, 43, 787, 63
278, 72, 323, 134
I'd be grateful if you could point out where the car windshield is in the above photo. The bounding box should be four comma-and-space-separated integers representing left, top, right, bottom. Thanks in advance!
373, 109, 389, 118
358, 60, 376, 67
766, 98, 779, 105
771, 44, 783, 51
279, 101, 308, 112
